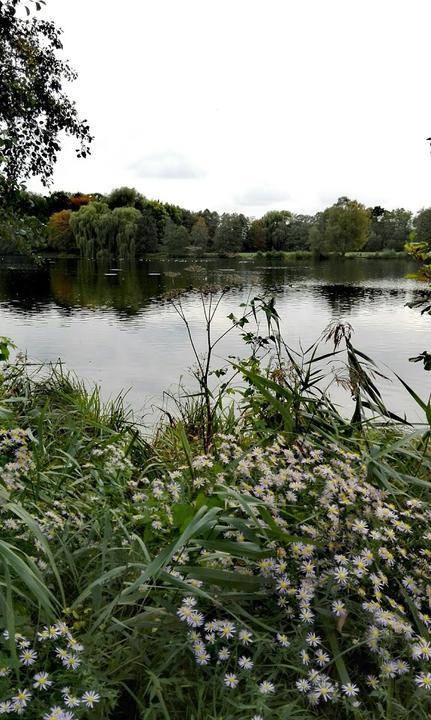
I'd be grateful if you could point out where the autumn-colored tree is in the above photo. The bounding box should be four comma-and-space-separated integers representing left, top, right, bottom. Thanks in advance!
69, 193, 91, 211
47, 209, 75, 251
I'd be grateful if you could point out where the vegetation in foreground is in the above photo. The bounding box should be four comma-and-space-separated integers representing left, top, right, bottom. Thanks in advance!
0, 296, 431, 720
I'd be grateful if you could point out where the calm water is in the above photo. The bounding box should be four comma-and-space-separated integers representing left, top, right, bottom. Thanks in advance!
1, 256, 430, 424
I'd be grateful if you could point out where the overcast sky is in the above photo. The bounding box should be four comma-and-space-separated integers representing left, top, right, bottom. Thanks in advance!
29, 0, 431, 216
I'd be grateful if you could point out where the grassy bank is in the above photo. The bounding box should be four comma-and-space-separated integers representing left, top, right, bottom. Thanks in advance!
0, 310, 430, 719
27, 249, 408, 264
143, 250, 408, 261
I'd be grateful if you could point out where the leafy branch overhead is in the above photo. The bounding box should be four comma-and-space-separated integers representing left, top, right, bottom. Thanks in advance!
0, 0, 92, 196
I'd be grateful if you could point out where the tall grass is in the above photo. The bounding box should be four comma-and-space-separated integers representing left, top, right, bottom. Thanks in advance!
0, 299, 430, 719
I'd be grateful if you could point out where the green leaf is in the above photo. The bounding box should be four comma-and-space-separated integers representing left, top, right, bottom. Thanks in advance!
172, 503, 194, 529
180, 566, 263, 590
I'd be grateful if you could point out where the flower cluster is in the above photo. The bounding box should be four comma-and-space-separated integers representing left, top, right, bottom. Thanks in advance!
0, 622, 101, 718
171, 432, 431, 713
127, 469, 188, 534
0, 428, 33, 491
91, 442, 134, 477
176, 596, 275, 699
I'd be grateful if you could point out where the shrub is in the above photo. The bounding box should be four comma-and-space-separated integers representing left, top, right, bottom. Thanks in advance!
47, 210, 75, 252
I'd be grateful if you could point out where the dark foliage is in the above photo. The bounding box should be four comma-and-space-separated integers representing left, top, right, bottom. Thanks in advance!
0, 0, 92, 201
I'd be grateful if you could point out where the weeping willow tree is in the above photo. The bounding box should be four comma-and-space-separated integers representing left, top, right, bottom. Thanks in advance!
70, 202, 140, 258
112, 207, 141, 258
97, 211, 118, 256
69, 202, 113, 257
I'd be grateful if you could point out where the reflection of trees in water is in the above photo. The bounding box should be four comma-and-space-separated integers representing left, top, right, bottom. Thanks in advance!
76, 258, 143, 315
0, 256, 425, 320
316, 284, 418, 317
317, 284, 374, 315
317, 257, 417, 284
317, 259, 368, 285
0, 265, 51, 312
256, 266, 289, 293
50, 258, 226, 317
50, 261, 75, 307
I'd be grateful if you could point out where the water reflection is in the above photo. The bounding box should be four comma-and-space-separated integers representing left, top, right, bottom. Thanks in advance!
0, 256, 422, 317
0, 256, 429, 420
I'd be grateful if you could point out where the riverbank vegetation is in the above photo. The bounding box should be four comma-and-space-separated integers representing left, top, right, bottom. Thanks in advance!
2, 3, 431, 716
1, 294, 431, 719
2, 186, 428, 262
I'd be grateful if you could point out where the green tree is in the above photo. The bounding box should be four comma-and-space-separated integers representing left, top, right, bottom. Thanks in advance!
287, 214, 314, 250
13, 189, 48, 221
142, 199, 169, 241
0, 212, 46, 254
107, 186, 143, 210
164, 203, 195, 232
112, 206, 141, 257
260, 210, 292, 251
136, 208, 158, 254
213, 213, 248, 253
247, 219, 267, 251
413, 208, 431, 245
0, 0, 92, 198
190, 216, 209, 252
198, 209, 220, 247
70, 202, 113, 257
308, 213, 325, 257
163, 218, 190, 256
46, 190, 71, 216
70, 203, 142, 258
367, 207, 412, 251
322, 197, 370, 255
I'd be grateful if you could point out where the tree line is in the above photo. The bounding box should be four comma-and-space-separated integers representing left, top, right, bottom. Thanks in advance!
0, 1, 428, 263
3, 185, 431, 259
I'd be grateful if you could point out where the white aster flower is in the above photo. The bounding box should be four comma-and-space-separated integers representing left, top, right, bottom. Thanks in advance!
415, 672, 431, 689
224, 673, 239, 689
82, 690, 101, 708
19, 648, 37, 666
296, 678, 311, 692
238, 629, 253, 645
259, 680, 275, 694
238, 656, 254, 670
33, 672, 53, 690
342, 682, 359, 697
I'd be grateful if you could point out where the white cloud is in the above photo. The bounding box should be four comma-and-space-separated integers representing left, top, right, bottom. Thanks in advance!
235, 186, 290, 207
129, 151, 205, 179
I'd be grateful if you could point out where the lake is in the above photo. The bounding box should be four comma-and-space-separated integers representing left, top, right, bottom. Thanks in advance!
1, 255, 430, 425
